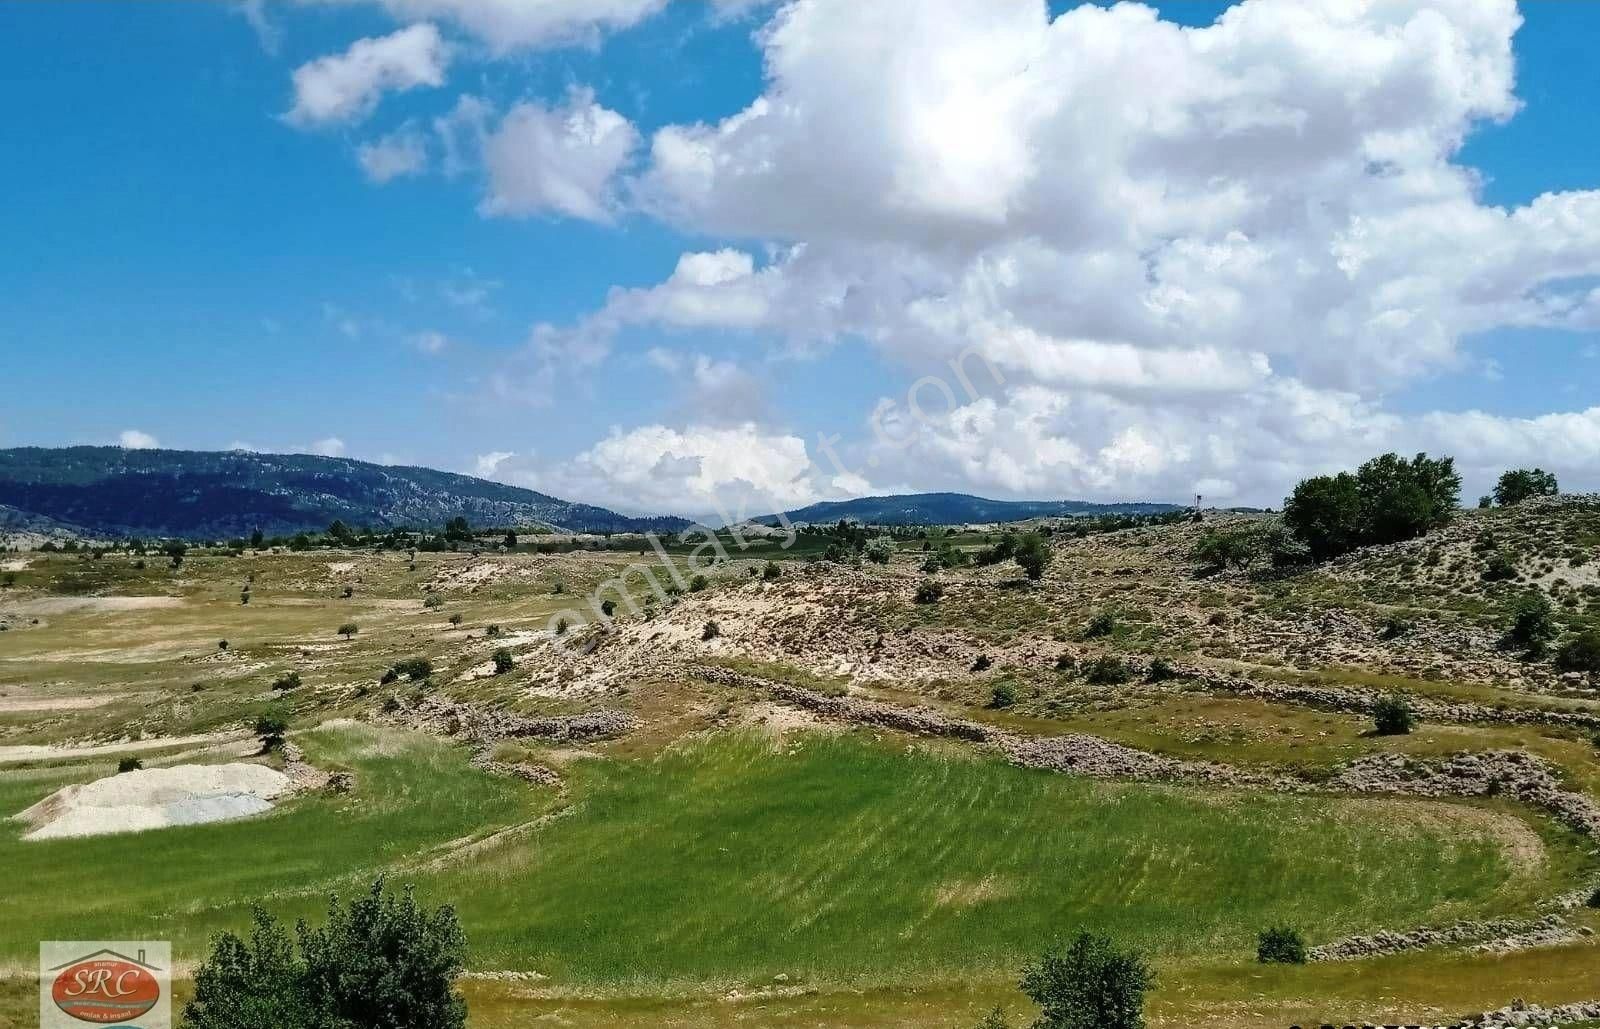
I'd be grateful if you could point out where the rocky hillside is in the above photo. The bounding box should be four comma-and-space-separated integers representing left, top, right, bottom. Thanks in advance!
0, 447, 690, 538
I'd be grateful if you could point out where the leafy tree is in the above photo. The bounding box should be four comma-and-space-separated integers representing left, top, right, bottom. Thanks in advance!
1493, 468, 1558, 507
250, 528, 265, 550
337, 623, 358, 640
1019, 932, 1152, 1029
166, 540, 189, 567
1283, 453, 1460, 560
974, 1007, 1012, 1029
990, 681, 1019, 708
1255, 926, 1306, 964
503, 530, 518, 549
327, 520, 352, 543
491, 648, 514, 675
1478, 495, 1492, 509
256, 707, 290, 751
443, 516, 472, 542
184, 879, 467, 1029
1192, 528, 1263, 572
1555, 630, 1600, 676
865, 538, 894, 565
1504, 591, 1557, 657
1373, 695, 1415, 736
1014, 531, 1052, 581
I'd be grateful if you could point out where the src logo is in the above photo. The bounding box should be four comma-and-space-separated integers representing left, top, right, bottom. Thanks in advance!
40, 944, 170, 1028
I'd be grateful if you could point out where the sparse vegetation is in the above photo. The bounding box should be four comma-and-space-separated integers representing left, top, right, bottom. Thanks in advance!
271, 671, 303, 692
1373, 695, 1416, 736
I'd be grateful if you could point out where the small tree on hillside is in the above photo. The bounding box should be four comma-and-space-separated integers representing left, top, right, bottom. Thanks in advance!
337, 622, 358, 640
1014, 532, 1052, 581
256, 707, 289, 752
1555, 630, 1600, 676
492, 648, 515, 675
1493, 468, 1559, 507
1504, 591, 1557, 658
1256, 926, 1307, 964
1373, 694, 1415, 736
1019, 932, 1152, 1029
1283, 452, 1460, 561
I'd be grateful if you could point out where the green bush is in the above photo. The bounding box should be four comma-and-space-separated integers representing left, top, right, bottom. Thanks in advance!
1018, 931, 1151, 1029
1373, 695, 1415, 736
972, 654, 994, 672
1085, 655, 1131, 686
763, 560, 783, 581
914, 579, 945, 604
117, 756, 143, 774
271, 671, 303, 692
183, 878, 466, 1029
337, 622, 359, 639
1555, 630, 1600, 675
702, 620, 720, 641
1587, 887, 1600, 909
255, 707, 290, 751
1255, 925, 1307, 964
383, 657, 433, 684
491, 649, 514, 675
689, 574, 709, 592
1084, 611, 1117, 639
1481, 552, 1518, 581
1504, 592, 1557, 656
865, 539, 893, 565
1014, 531, 1052, 581
990, 681, 1019, 709
1145, 658, 1180, 683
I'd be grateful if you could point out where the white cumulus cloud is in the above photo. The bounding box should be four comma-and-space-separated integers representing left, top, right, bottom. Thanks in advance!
286, 23, 449, 127
479, 89, 639, 222
119, 429, 159, 450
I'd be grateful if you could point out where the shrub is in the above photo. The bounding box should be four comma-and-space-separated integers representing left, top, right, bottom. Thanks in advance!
974, 1007, 1011, 1029
1019, 931, 1151, 1029
914, 579, 945, 604
423, 594, 443, 609
1084, 611, 1117, 638
972, 654, 994, 672
183, 878, 466, 1029
341, 585, 354, 599
117, 756, 143, 774
1146, 657, 1180, 683
271, 671, 302, 692
702, 620, 720, 641
1255, 926, 1307, 964
990, 681, 1019, 709
1283, 452, 1460, 560
1494, 468, 1559, 507
1373, 695, 1415, 736
763, 560, 782, 581
1504, 592, 1557, 656
1014, 531, 1052, 581
689, 574, 709, 592
337, 622, 358, 640
1587, 887, 1600, 909
256, 708, 289, 751
1379, 616, 1410, 640
1054, 653, 1076, 672
865, 539, 893, 565
1481, 552, 1518, 581
389, 657, 433, 682
921, 555, 942, 574
448, 613, 463, 626
491, 648, 514, 675
1555, 630, 1600, 675
1192, 528, 1264, 572
1085, 655, 1131, 686
601, 599, 617, 617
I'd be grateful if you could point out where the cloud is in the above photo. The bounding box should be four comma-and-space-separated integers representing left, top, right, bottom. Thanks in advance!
119, 429, 159, 450
286, 23, 449, 127
411, 330, 450, 355
473, 450, 516, 478
357, 125, 429, 182
553, 422, 823, 518
353, 0, 668, 54
308, 437, 347, 457
479, 89, 639, 222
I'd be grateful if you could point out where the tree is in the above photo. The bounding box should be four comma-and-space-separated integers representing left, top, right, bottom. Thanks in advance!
1019, 932, 1152, 1029
251, 528, 265, 550
1283, 453, 1461, 560
503, 530, 518, 549
1255, 926, 1306, 964
1014, 532, 1052, 581
1373, 694, 1415, 736
1504, 591, 1557, 657
184, 879, 467, 1029
990, 681, 1019, 708
1555, 630, 1600, 676
1192, 528, 1264, 572
491, 648, 514, 675
1493, 468, 1558, 507
443, 516, 471, 542
256, 707, 290, 751
165, 540, 189, 568
117, 756, 143, 774
763, 560, 783, 581
865, 538, 893, 565
337, 622, 358, 640
327, 520, 352, 544
915, 579, 945, 604
272, 671, 303, 692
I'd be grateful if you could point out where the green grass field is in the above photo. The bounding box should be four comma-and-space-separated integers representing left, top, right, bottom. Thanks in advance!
0, 724, 1576, 991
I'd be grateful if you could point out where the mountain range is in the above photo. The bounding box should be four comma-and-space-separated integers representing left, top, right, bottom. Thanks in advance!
0, 447, 689, 539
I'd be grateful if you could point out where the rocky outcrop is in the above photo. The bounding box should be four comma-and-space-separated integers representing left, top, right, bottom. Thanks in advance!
1308, 913, 1588, 961
388, 695, 633, 745
1464, 997, 1600, 1027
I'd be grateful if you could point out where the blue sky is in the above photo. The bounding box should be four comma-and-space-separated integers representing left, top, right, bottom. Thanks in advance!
3, 0, 1598, 517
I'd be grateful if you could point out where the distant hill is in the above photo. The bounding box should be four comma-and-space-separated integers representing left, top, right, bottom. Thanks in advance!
0, 447, 690, 539
761, 492, 1182, 526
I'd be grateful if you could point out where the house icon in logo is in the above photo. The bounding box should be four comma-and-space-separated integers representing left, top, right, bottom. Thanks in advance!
41, 941, 171, 1028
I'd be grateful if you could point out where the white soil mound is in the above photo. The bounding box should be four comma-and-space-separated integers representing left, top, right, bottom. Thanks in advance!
15, 763, 292, 840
